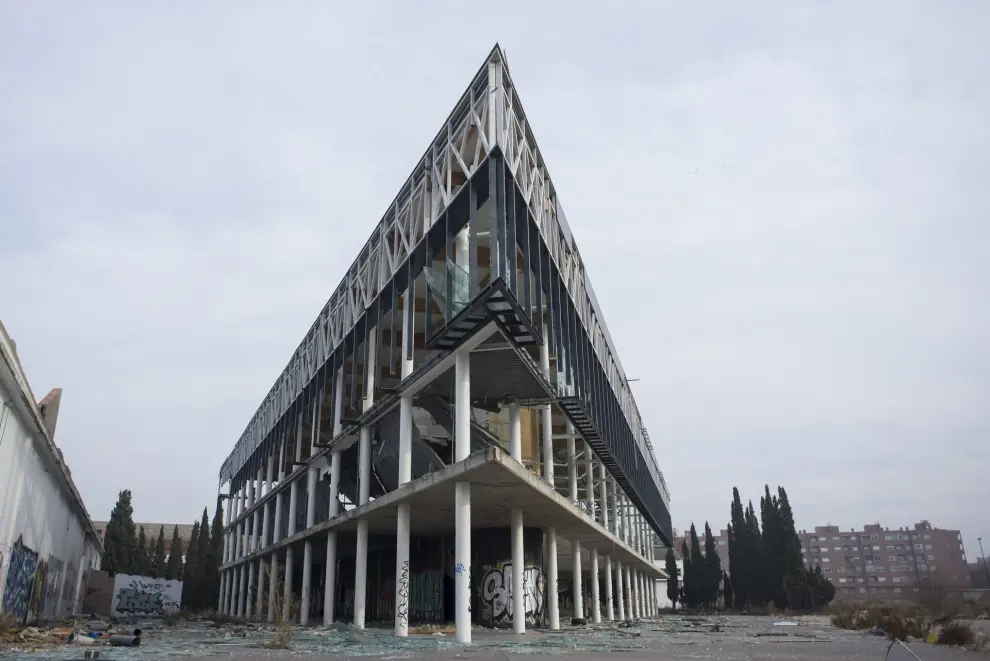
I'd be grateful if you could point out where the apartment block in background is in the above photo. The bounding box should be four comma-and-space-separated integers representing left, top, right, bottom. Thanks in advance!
800, 520, 970, 601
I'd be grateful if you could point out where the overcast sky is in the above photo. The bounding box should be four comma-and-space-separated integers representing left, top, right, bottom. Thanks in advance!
2, 2, 988, 559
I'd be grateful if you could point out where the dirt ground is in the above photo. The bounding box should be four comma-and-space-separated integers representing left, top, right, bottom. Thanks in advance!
1, 614, 987, 661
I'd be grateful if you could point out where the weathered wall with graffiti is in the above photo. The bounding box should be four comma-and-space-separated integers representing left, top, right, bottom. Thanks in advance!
111, 574, 182, 617
0, 364, 102, 623
1, 536, 39, 622
473, 527, 545, 629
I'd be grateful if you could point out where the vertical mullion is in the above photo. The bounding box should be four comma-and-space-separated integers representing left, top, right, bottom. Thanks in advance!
468, 181, 478, 296
389, 281, 398, 375
424, 240, 433, 339
406, 260, 415, 359
534, 222, 543, 336
504, 163, 516, 296
444, 211, 453, 322
489, 155, 502, 282
521, 192, 532, 318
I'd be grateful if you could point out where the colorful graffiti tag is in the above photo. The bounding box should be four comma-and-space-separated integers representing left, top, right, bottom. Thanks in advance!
479, 562, 544, 627
1, 537, 39, 622
111, 574, 182, 616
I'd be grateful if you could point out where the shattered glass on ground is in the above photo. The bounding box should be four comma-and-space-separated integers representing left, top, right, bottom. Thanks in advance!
2, 615, 987, 660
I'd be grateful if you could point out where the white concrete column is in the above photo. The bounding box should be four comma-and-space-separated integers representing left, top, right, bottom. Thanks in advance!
508, 402, 521, 461
547, 527, 560, 630
615, 559, 625, 621
267, 553, 279, 623
256, 556, 267, 618
323, 531, 337, 625
599, 464, 609, 531
609, 478, 619, 535
301, 541, 313, 625
511, 509, 525, 634
354, 425, 372, 629
236, 521, 245, 562
566, 424, 577, 504
246, 560, 256, 619
355, 326, 377, 631
232, 566, 241, 617
239, 562, 249, 617
273, 439, 285, 544
590, 548, 601, 624
227, 568, 235, 616
222, 492, 233, 565
306, 467, 318, 529
219, 572, 228, 615
636, 569, 646, 618
572, 540, 583, 621
265, 452, 275, 497
639, 517, 645, 556
540, 325, 554, 488
247, 473, 256, 510
324, 366, 343, 626
301, 461, 318, 624
394, 296, 415, 637
624, 498, 632, 547
624, 565, 634, 620
454, 347, 471, 644
254, 465, 264, 549
603, 555, 614, 621
584, 443, 594, 520
282, 546, 294, 622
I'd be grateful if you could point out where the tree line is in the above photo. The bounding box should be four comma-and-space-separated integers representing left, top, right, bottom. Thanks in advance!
100, 489, 224, 611
665, 485, 835, 612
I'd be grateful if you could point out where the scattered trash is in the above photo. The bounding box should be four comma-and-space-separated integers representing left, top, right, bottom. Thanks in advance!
108, 634, 141, 647
69, 633, 96, 645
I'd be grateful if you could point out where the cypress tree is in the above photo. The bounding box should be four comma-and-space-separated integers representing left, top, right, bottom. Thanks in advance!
776, 486, 805, 607
182, 520, 201, 608
728, 487, 748, 608
680, 539, 693, 609
207, 501, 225, 609
151, 526, 167, 578
664, 546, 679, 610
744, 501, 765, 608
688, 524, 705, 609
722, 570, 734, 610
194, 508, 211, 609
703, 522, 721, 609
135, 526, 150, 576
166, 526, 183, 580
760, 485, 786, 607
101, 490, 138, 574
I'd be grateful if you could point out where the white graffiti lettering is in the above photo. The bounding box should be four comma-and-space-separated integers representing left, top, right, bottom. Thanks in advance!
480, 563, 544, 626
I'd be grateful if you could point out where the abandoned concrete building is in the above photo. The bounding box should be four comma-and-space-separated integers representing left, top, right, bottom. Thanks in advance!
216, 46, 672, 642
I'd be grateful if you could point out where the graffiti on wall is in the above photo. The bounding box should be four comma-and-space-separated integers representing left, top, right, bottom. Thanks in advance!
61, 564, 78, 615
1, 536, 39, 622
111, 574, 182, 616
479, 562, 544, 627
27, 558, 49, 620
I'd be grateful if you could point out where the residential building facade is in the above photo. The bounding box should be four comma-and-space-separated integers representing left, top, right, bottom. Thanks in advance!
801, 521, 969, 601
0, 321, 104, 622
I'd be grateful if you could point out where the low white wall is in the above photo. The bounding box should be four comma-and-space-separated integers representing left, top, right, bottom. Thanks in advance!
110, 574, 183, 616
